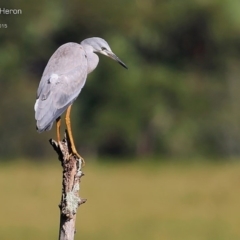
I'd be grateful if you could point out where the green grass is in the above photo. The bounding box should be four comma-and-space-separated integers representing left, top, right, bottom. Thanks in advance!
0, 160, 240, 240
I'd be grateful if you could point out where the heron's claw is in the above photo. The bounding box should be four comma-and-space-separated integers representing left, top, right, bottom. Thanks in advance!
74, 152, 85, 167
71, 150, 85, 167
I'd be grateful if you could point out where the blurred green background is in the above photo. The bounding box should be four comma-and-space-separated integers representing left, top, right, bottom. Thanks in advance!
1, 0, 240, 239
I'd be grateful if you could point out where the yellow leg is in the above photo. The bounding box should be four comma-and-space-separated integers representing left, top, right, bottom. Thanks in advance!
56, 117, 61, 142
65, 105, 85, 164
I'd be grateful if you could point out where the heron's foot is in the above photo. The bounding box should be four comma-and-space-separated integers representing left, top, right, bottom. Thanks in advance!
57, 141, 85, 166
71, 150, 85, 167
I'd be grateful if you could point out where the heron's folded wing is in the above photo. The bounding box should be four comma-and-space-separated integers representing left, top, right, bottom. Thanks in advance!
35, 42, 88, 131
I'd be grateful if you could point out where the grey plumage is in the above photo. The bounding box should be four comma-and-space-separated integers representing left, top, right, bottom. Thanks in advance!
34, 37, 127, 132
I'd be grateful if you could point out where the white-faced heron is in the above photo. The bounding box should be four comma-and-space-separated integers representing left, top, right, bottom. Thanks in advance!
34, 37, 127, 159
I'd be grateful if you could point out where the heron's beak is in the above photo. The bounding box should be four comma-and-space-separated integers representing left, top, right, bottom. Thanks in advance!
102, 50, 128, 69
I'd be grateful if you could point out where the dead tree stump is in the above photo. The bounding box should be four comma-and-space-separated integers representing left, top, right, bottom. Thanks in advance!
50, 131, 86, 240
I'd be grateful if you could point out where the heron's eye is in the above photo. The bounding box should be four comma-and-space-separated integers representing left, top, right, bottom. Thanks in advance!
101, 47, 107, 51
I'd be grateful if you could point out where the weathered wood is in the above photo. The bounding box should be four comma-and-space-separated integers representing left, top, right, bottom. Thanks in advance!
49, 131, 86, 240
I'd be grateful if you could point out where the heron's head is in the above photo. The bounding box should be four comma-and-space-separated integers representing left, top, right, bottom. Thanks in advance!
81, 37, 128, 69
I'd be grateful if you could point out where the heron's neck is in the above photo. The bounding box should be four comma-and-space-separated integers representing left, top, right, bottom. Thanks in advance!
82, 45, 99, 74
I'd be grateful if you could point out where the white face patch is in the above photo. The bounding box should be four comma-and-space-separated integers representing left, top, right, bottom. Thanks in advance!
48, 73, 59, 84
99, 50, 109, 56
